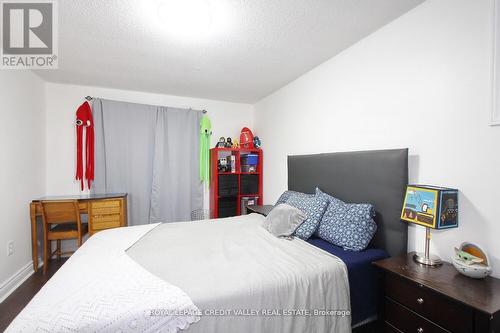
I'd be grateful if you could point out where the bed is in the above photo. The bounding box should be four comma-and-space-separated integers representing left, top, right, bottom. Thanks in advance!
6, 148, 408, 333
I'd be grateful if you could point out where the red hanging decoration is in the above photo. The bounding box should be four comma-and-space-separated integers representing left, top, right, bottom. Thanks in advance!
75, 101, 94, 190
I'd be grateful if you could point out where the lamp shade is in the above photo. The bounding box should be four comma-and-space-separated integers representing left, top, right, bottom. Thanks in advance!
401, 185, 458, 229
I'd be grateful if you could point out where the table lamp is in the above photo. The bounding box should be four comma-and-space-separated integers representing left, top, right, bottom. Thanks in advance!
401, 185, 459, 266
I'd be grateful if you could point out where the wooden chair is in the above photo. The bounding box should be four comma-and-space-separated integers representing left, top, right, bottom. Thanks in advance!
40, 200, 88, 274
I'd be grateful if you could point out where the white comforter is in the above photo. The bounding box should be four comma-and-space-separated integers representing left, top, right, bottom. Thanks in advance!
127, 214, 351, 333
7, 214, 351, 333
6, 224, 200, 333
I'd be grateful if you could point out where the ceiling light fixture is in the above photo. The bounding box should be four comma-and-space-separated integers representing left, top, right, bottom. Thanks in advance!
158, 0, 212, 39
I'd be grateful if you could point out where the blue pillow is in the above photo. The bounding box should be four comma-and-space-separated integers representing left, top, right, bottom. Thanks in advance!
285, 194, 329, 240
275, 190, 314, 206
315, 187, 344, 207
315, 188, 346, 237
315, 188, 377, 251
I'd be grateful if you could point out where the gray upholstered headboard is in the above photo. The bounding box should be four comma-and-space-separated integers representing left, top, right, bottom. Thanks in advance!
288, 148, 408, 257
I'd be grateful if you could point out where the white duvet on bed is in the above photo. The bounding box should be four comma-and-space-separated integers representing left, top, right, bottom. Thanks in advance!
127, 214, 351, 333
7, 214, 351, 333
6, 224, 200, 333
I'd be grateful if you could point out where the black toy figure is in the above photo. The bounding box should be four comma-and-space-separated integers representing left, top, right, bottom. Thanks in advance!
253, 136, 262, 148
225, 137, 233, 148
216, 137, 226, 148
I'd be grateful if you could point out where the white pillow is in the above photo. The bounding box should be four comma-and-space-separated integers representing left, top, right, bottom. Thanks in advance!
263, 204, 307, 238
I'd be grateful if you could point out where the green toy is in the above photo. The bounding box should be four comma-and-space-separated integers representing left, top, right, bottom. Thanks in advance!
454, 247, 484, 265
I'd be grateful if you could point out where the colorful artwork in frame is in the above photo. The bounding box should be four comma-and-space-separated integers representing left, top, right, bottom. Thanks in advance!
401, 185, 459, 230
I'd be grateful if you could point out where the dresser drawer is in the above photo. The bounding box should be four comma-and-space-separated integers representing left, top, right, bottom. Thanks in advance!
90, 206, 121, 215
90, 200, 121, 209
385, 297, 449, 333
384, 322, 404, 333
91, 214, 121, 230
385, 273, 473, 333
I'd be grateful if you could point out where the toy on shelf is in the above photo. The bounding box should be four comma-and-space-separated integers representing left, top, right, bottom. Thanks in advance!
216, 137, 226, 148
240, 127, 254, 149
253, 136, 261, 148
232, 138, 240, 148
452, 242, 492, 279
214, 131, 260, 150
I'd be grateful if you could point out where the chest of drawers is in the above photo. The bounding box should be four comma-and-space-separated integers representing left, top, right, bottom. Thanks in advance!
374, 253, 500, 333
88, 198, 127, 235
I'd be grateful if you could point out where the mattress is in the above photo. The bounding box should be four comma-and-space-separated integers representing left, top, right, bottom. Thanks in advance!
307, 237, 389, 326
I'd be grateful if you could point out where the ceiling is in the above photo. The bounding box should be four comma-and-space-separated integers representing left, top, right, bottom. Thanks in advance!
34, 0, 425, 103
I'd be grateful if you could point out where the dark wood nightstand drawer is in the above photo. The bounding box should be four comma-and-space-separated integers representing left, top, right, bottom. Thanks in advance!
385, 297, 449, 333
385, 273, 473, 333
384, 322, 404, 333
374, 254, 500, 333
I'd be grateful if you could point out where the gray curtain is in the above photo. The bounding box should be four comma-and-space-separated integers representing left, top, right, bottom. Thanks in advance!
92, 98, 203, 225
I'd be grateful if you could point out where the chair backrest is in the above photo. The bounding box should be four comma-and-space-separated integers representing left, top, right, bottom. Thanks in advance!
40, 200, 81, 225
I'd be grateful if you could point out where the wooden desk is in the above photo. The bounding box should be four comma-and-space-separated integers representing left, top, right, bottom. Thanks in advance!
30, 193, 128, 272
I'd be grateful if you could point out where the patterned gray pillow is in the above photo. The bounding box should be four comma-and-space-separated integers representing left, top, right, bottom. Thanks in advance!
263, 204, 307, 238
315, 188, 377, 251
285, 194, 329, 240
275, 190, 314, 206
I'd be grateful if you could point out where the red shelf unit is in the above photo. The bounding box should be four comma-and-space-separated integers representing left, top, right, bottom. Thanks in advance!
210, 148, 263, 218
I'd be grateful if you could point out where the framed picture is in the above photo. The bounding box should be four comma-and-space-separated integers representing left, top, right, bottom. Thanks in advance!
492, 0, 500, 125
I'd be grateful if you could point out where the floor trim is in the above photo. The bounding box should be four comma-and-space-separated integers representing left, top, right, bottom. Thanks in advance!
0, 262, 34, 303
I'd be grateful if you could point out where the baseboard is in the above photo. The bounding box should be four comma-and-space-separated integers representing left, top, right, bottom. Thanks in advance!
0, 262, 35, 303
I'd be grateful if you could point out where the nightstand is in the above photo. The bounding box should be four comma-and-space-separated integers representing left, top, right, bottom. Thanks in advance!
246, 205, 274, 216
374, 252, 500, 333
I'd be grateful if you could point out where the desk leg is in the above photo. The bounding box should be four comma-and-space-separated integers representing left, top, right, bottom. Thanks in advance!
30, 203, 38, 272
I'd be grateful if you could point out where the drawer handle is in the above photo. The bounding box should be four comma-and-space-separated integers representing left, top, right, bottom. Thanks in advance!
417, 328, 424, 333
417, 297, 424, 304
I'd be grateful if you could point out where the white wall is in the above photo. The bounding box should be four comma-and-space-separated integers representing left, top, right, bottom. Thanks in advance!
254, 0, 500, 275
0, 71, 45, 300
45, 82, 254, 196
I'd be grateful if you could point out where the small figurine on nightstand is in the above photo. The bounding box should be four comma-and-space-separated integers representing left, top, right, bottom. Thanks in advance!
225, 137, 233, 148
452, 242, 492, 279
